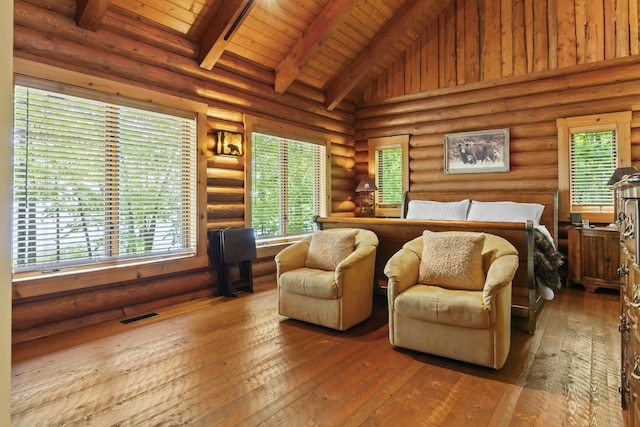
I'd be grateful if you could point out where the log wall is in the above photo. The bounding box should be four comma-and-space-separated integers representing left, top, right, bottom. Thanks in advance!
355, 0, 640, 253
11, 0, 357, 341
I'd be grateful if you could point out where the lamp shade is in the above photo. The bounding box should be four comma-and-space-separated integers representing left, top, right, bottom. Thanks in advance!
607, 166, 639, 186
355, 177, 378, 192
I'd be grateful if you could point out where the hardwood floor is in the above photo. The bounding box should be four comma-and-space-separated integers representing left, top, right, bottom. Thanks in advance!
11, 282, 623, 426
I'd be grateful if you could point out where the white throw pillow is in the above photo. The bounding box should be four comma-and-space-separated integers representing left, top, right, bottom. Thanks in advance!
406, 199, 470, 220
467, 201, 544, 224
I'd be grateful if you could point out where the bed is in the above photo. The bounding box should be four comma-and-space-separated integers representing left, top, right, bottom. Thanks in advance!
314, 189, 559, 334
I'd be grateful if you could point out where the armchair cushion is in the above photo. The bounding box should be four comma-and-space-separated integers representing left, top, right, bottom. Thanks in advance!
394, 285, 490, 328
305, 229, 358, 271
419, 231, 486, 291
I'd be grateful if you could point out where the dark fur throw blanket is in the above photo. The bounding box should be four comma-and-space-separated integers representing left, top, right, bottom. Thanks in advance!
533, 229, 564, 291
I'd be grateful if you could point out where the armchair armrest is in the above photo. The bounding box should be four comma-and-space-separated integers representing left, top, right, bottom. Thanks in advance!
335, 245, 377, 281
384, 248, 420, 302
482, 254, 519, 309
274, 241, 309, 277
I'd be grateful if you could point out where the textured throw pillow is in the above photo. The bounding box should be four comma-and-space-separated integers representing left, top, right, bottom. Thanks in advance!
419, 231, 486, 291
305, 230, 358, 271
406, 199, 470, 220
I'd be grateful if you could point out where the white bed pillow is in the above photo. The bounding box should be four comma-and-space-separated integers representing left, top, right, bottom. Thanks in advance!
406, 199, 470, 220
467, 200, 545, 224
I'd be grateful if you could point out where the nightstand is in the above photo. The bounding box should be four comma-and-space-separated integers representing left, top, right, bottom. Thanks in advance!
567, 225, 620, 292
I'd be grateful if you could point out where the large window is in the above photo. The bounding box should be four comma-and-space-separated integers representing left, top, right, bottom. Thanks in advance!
368, 135, 409, 217
557, 111, 631, 222
250, 132, 327, 240
12, 82, 198, 274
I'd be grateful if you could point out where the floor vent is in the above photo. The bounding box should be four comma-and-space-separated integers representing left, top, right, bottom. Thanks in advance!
120, 312, 159, 324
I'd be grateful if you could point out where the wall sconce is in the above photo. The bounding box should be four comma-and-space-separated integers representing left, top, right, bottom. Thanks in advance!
355, 177, 378, 217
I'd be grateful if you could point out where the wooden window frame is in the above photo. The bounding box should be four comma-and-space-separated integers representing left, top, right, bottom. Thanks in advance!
12, 59, 209, 299
557, 111, 631, 224
368, 135, 409, 218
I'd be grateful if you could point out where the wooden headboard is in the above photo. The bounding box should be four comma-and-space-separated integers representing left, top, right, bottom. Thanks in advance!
401, 190, 559, 245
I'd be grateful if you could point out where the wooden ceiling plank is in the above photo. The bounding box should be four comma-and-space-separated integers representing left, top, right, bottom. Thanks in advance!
198, 0, 257, 70
325, 0, 452, 110
274, 0, 358, 94
76, 0, 111, 31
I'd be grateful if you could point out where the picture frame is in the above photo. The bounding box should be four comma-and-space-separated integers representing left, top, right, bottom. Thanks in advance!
214, 130, 244, 156
444, 128, 510, 174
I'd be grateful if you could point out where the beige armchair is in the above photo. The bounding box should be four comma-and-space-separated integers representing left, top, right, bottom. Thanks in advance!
275, 228, 379, 331
384, 231, 519, 369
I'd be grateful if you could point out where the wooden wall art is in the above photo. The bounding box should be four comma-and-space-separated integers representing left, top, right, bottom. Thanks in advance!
215, 130, 244, 156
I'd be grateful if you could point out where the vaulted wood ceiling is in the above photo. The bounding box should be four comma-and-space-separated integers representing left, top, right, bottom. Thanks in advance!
75, 0, 454, 109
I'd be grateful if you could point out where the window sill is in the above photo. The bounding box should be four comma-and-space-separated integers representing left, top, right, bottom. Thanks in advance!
12, 254, 208, 300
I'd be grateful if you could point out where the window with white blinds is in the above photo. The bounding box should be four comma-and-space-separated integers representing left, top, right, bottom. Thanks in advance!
12, 85, 198, 273
376, 146, 403, 206
570, 130, 617, 207
251, 132, 326, 239
367, 135, 408, 217
557, 111, 631, 222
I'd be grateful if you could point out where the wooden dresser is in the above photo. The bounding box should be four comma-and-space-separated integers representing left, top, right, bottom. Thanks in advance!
616, 176, 640, 425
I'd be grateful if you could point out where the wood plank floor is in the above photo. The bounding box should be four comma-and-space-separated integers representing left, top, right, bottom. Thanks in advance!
11, 282, 624, 426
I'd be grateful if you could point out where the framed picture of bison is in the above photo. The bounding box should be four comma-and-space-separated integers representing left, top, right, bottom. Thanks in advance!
444, 128, 510, 174
214, 130, 244, 156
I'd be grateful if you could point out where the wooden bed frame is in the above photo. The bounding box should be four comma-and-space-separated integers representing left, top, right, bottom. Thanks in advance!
314, 190, 558, 334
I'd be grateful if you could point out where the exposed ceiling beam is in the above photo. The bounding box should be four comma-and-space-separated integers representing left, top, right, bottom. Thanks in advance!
324, 0, 444, 110
75, 0, 110, 31
198, 0, 256, 71
274, 0, 358, 94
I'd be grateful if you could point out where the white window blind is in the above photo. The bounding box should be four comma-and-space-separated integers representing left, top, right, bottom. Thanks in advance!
12, 85, 197, 272
570, 130, 617, 207
376, 146, 403, 206
251, 132, 326, 239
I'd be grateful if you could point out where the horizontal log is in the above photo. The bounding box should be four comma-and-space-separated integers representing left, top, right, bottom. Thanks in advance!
207, 220, 246, 230
332, 200, 357, 213
410, 164, 557, 184
353, 163, 368, 175
331, 166, 355, 180
410, 178, 559, 192
510, 151, 558, 167
207, 119, 244, 134
207, 187, 245, 204
409, 133, 445, 148
510, 136, 558, 153
409, 146, 443, 160
207, 167, 244, 182
354, 151, 368, 164
331, 154, 356, 169
332, 189, 355, 202
12, 269, 214, 330
207, 204, 245, 219
333, 177, 356, 191
331, 142, 356, 158
356, 99, 507, 131
206, 155, 245, 171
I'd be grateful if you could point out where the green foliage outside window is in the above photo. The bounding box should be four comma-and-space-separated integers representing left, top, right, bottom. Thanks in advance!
251, 133, 325, 239
570, 130, 616, 207
377, 147, 403, 205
